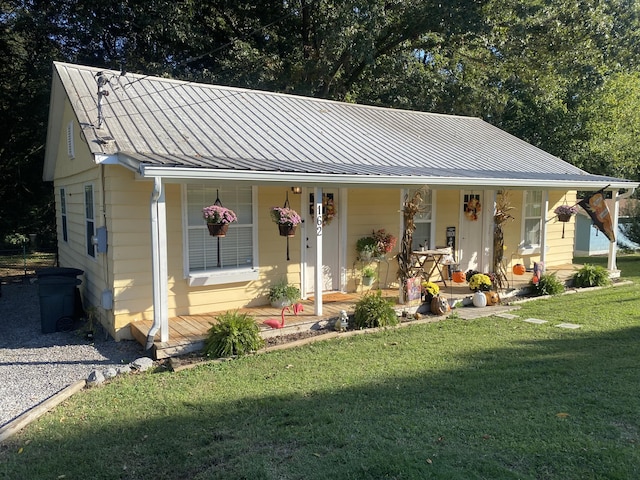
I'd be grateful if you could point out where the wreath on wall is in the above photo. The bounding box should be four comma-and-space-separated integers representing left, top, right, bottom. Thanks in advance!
323, 196, 336, 225
464, 197, 482, 221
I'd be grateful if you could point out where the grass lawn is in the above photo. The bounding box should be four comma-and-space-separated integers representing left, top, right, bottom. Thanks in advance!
1, 256, 639, 479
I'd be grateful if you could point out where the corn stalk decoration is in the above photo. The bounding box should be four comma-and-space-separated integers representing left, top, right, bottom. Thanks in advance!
397, 187, 428, 292
492, 190, 514, 290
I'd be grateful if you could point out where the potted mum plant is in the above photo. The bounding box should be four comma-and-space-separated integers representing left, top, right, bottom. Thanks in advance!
421, 281, 440, 303
202, 204, 237, 237
468, 273, 492, 307
554, 204, 578, 222
270, 206, 302, 237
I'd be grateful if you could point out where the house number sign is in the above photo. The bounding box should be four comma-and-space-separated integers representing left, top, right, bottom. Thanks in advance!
316, 203, 323, 235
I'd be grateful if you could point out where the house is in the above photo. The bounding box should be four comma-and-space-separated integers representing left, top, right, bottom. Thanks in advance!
43, 61, 638, 343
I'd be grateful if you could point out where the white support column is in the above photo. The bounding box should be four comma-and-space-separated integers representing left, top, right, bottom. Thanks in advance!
314, 187, 323, 316
540, 191, 549, 265
608, 190, 620, 272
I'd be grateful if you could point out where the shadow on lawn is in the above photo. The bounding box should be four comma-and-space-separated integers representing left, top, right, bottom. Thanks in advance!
3, 325, 640, 480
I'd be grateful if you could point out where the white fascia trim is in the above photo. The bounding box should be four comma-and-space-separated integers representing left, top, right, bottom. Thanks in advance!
137, 165, 638, 191
94, 154, 119, 164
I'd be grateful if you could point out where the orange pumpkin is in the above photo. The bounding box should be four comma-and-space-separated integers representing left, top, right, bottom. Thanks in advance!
452, 270, 466, 283
512, 263, 526, 276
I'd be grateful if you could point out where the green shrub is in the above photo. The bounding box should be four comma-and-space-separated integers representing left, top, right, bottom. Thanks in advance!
204, 311, 264, 358
530, 272, 565, 296
351, 291, 399, 329
572, 263, 611, 288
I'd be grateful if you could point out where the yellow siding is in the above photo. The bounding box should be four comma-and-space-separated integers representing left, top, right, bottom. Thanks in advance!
346, 188, 401, 291
433, 190, 460, 247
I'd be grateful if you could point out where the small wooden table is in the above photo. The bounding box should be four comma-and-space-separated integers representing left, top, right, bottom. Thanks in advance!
410, 248, 454, 286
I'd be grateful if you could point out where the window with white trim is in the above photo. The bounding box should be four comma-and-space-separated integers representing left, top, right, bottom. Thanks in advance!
84, 184, 95, 257
60, 187, 68, 242
406, 188, 433, 251
186, 184, 255, 275
523, 190, 543, 248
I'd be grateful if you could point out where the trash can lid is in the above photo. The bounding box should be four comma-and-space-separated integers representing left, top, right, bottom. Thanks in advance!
36, 267, 84, 277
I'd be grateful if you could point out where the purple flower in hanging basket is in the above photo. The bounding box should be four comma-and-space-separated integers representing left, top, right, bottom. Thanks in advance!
270, 207, 302, 226
554, 205, 578, 216
202, 205, 238, 224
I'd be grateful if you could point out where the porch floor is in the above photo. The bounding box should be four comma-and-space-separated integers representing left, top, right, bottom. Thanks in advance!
130, 264, 580, 359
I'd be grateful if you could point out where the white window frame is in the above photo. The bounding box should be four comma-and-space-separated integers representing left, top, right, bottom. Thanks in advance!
520, 190, 543, 255
183, 184, 259, 287
84, 183, 96, 258
60, 187, 68, 243
402, 188, 436, 250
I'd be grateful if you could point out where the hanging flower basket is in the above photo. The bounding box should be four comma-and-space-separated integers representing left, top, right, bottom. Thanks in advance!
278, 224, 297, 237
202, 203, 237, 237
554, 204, 577, 222
207, 223, 229, 237
270, 206, 301, 237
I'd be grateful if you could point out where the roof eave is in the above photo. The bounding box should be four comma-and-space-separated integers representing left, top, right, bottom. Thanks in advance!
135, 164, 638, 191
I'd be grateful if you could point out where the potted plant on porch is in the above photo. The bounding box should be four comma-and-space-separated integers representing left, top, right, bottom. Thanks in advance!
362, 265, 378, 286
468, 272, 493, 307
268, 279, 301, 308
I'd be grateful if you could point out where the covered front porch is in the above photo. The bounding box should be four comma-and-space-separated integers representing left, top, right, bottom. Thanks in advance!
132, 264, 580, 359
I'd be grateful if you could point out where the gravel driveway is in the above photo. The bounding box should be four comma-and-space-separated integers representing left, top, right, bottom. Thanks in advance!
0, 282, 145, 428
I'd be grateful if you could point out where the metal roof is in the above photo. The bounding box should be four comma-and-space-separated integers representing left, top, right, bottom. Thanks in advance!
47, 61, 637, 190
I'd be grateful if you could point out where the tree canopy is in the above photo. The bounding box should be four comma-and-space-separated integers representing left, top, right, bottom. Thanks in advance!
2, 0, 640, 244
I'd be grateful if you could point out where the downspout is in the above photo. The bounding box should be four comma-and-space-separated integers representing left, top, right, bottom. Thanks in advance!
146, 177, 169, 350
608, 187, 636, 273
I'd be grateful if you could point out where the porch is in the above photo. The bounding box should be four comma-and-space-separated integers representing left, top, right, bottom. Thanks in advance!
131, 264, 579, 359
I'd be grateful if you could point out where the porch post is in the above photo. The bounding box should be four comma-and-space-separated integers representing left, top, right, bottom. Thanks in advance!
608, 190, 620, 272
540, 191, 549, 265
314, 187, 323, 316
150, 177, 169, 343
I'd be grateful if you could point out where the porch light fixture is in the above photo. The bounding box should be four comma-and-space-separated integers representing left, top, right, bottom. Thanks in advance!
291, 186, 302, 194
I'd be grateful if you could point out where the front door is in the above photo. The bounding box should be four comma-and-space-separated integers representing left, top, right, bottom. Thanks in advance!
458, 191, 486, 273
305, 190, 340, 295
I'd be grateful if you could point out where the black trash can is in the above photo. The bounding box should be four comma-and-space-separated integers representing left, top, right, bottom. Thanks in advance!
36, 268, 84, 334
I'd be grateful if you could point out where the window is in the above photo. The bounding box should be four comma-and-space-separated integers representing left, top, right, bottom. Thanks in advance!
406, 188, 433, 251
185, 184, 256, 284
523, 190, 542, 248
60, 188, 68, 242
66, 122, 75, 159
84, 184, 95, 257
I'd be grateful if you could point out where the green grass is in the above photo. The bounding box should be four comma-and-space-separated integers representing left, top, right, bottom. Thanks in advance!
2, 257, 640, 479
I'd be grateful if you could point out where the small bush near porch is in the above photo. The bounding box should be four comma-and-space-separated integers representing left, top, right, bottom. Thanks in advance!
2, 256, 640, 479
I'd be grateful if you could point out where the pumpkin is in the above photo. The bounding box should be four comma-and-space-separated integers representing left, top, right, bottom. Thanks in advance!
452, 270, 466, 283
430, 295, 450, 316
485, 290, 500, 306
512, 263, 526, 276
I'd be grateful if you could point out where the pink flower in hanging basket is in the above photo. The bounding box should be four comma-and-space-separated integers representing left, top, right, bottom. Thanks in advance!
202, 205, 238, 224
270, 207, 302, 226
553, 205, 578, 216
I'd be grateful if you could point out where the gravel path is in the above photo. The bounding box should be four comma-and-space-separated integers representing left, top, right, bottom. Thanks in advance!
0, 282, 146, 428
